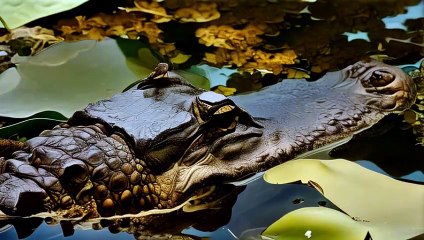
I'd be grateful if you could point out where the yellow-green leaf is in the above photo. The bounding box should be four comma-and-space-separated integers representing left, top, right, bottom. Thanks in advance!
262, 207, 369, 240
287, 68, 310, 79
263, 159, 424, 240
170, 53, 192, 64
213, 85, 237, 96
0, 0, 88, 29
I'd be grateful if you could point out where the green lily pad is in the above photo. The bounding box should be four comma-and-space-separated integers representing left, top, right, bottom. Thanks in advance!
18, 110, 67, 120
263, 159, 424, 240
0, 0, 88, 29
262, 207, 370, 240
0, 38, 158, 118
174, 69, 210, 90
0, 117, 64, 139
186, 64, 237, 88
119, 41, 161, 77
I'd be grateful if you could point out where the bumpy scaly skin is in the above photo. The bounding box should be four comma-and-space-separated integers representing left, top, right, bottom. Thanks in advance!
8, 123, 173, 216
0, 140, 25, 158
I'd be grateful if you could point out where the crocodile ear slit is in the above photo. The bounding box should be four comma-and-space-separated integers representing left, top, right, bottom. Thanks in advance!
238, 107, 264, 128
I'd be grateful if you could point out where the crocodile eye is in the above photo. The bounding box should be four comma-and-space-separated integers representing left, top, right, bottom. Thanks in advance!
193, 92, 238, 130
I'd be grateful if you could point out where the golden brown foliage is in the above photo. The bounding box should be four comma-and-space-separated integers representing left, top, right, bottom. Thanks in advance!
0, 0, 422, 75
174, 2, 220, 22
196, 24, 265, 50
121, 0, 172, 23
204, 48, 297, 74
404, 60, 424, 145
54, 11, 176, 55
56, 12, 157, 42
0, 26, 63, 55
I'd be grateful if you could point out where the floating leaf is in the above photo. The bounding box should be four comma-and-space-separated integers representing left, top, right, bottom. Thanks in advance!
0, 68, 20, 95
264, 159, 424, 240
213, 85, 237, 96
174, 69, 210, 90
262, 207, 370, 240
0, 38, 158, 118
0, 117, 64, 139
401, 59, 424, 145
223, 178, 341, 239
226, 71, 263, 93
0, 27, 63, 56
196, 24, 265, 50
404, 109, 417, 124
186, 64, 237, 88
118, 41, 160, 76
174, 3, 220, 23
121, 0, 171, 21
0, 0, 88, 29
287, 68, 310, 79
170, 52, 191, 64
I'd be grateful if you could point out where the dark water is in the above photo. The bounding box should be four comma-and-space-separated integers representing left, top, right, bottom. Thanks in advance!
1, 0, 423, 239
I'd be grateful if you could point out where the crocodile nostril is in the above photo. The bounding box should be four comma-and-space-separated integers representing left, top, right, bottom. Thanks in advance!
364, 70, 394, 87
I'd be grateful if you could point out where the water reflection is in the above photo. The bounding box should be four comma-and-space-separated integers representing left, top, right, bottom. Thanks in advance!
331, 115, 424, 178
0, 180, 339, 240
1, 185, 245, 239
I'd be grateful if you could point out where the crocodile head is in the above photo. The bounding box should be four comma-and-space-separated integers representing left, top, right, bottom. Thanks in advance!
0, 60, 416, 217
67, 60, 416, 211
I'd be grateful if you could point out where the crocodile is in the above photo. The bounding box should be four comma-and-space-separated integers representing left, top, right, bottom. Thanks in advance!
0, 60, 416, 218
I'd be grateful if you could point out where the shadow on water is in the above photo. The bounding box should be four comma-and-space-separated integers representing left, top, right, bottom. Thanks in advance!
331, 115, 424, 179
0, 0, 423, 239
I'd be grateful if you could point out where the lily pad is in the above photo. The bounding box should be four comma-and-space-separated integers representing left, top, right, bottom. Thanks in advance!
0, 0, 88, 29
262, 207, 370, 240
0, 117, 64, 139
263, 159, 424, 240
174, 69, 210, 90
186, 64, 237, 88
0, 38, 158, 118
